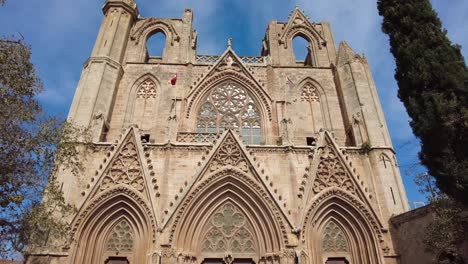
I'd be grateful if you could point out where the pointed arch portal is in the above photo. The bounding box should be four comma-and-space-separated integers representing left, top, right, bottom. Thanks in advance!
170, 169, 289, 262
302, 189, 384, 264
70, 187, 155, 264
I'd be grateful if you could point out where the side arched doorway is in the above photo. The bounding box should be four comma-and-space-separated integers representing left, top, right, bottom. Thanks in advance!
69, 187, 155, 264
302, 189, 385, 264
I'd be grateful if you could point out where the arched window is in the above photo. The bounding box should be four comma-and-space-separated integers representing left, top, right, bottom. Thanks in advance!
196, 82, 262, 145
292, 35, 313, 66
133, 78, 158, 132
291, 81, 324, 143
147, 32, 166, 58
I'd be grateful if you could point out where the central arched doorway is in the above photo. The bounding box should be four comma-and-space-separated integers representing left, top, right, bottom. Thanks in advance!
170, 169, 288, 264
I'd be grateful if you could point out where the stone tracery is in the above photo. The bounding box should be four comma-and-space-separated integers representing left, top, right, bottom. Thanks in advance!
210, 134, 249, 173
136, 79, 157, 98
312, 146, 356, 196
106, 219, 134, 252
196, 82, 262, 144
100, 141, 145, 193
301, 82, 320, 102
322, 221, 348, 253
201, 203, 256, 254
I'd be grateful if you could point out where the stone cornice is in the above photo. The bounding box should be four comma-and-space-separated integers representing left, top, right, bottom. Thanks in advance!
83, 56, 124, 76
103, 1, 139, 21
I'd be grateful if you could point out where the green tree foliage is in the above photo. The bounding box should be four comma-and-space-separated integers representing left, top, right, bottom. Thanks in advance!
414, 173, 466, 264
0, 36, 86, 258
378, 0, 468, 205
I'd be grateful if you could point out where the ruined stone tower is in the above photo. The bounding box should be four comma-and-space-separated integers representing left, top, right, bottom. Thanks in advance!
28, 1, 410, 263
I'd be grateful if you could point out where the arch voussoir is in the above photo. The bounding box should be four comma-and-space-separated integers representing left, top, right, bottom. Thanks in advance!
69, 186, 156, 264
169, 169, 289, 258
301, 187, 385, 264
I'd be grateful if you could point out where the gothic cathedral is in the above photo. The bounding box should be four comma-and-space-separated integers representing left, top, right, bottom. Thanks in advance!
27, 0, 410, 264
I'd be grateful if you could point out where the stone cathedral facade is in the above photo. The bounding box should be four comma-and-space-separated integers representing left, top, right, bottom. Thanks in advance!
28, 0, 411, 264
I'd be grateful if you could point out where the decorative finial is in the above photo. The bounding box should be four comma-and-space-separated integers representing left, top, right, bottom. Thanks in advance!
228, 38, 232, 48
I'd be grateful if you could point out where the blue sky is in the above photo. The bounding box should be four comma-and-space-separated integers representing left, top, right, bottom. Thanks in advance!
1, 0, 467, 207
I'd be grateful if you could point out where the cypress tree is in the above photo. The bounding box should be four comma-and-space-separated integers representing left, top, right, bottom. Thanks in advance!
377, 0, 468, 205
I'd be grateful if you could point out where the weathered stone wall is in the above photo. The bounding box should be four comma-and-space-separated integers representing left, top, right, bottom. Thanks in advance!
391, 206, 468, 264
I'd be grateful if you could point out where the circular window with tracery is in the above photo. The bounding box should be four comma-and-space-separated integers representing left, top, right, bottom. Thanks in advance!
196, 82, 262, 144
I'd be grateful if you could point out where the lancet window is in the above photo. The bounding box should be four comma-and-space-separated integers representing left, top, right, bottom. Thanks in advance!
196, 82, 262, 144
105, 220, 134, 252
322, 221, 348, 253
201, 203, 256, 254
133, 78, 158, 131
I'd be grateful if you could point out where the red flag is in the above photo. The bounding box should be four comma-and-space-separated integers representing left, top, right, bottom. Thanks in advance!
170, 74, 177, 86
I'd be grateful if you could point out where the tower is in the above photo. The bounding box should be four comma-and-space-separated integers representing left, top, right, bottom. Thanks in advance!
27, 3, 409, 264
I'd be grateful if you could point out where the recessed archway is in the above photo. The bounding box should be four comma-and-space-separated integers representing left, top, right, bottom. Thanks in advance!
302, 189, 385, 264
169, 169, 289, 261
70, 187, 155, 264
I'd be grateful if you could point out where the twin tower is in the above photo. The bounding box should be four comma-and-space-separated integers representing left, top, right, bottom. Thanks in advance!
29, 0, 410, 264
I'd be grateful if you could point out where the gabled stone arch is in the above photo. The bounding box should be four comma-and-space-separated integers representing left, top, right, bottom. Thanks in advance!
131, 18, 180, 45
124, 73, 161, 127
278, 8, 326, 50
168, 169, 289, 259
186, 71, 273, 124
69, 186, 156, 264
301, 188, 385, 264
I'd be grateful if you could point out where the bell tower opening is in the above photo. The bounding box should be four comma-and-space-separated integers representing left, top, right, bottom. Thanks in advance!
146, 32, 166, 59
292, 35, 313, 66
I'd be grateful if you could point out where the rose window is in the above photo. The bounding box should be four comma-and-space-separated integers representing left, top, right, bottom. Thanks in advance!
197, 82, 262, 144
